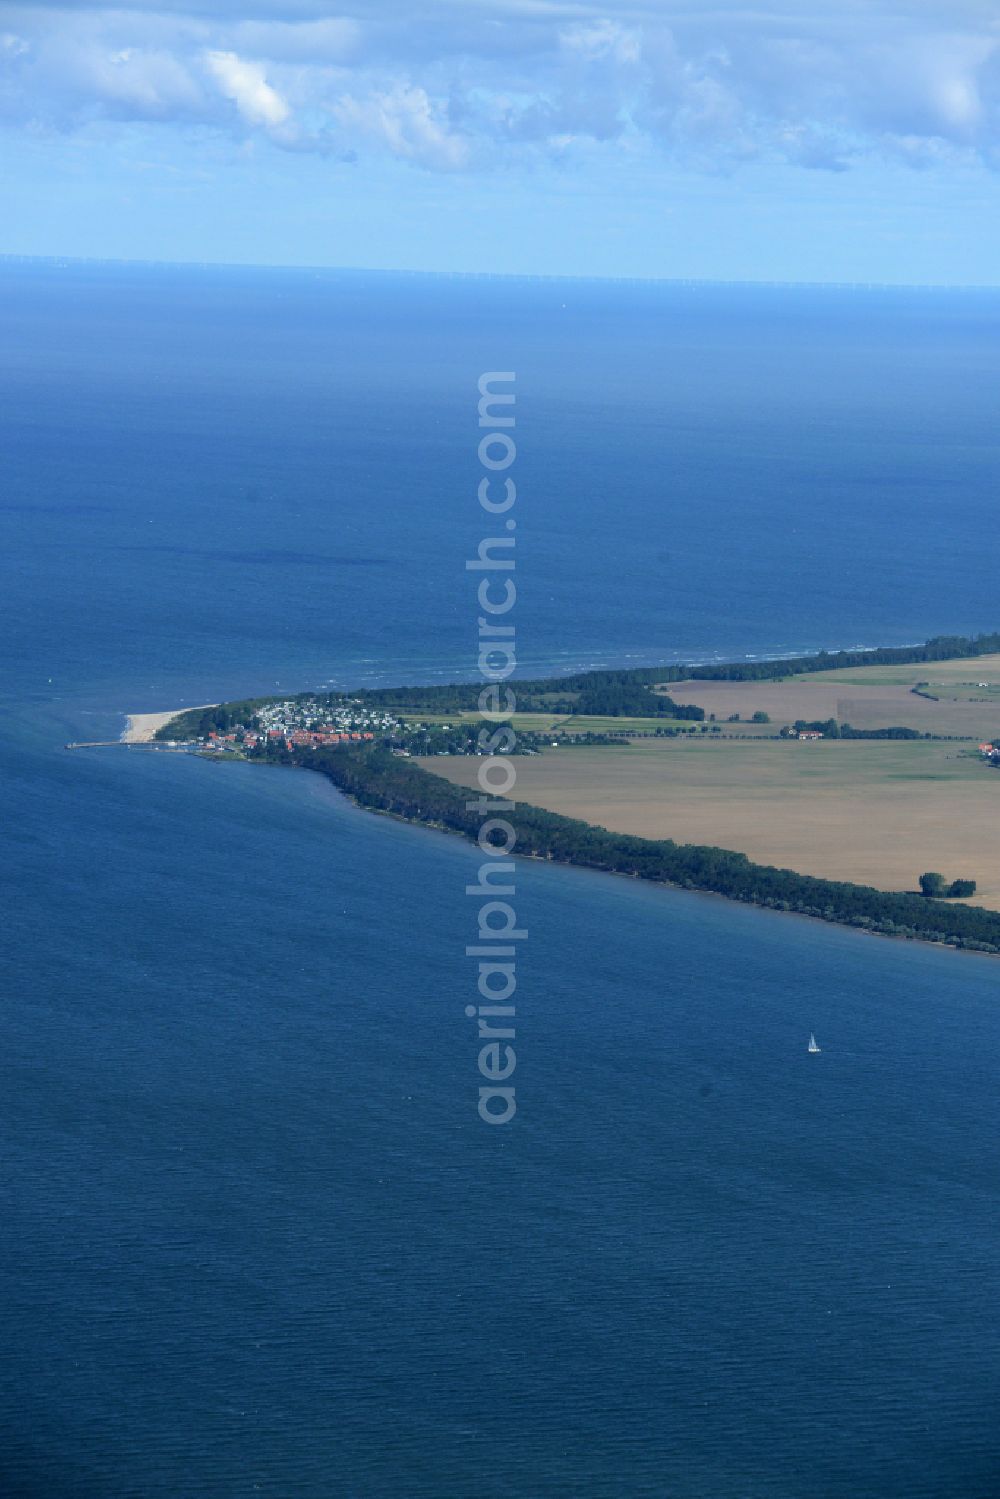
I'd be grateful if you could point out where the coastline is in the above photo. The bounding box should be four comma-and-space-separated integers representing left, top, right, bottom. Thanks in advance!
134, 717, 1000, 955
291, 746, 1000, 956
324, 774, 1000, 963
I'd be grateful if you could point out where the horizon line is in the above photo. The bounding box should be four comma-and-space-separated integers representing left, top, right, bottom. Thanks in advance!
1, 251, 999, 293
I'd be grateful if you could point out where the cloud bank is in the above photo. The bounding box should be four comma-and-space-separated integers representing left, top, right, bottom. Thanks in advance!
3, 1, 1000, 173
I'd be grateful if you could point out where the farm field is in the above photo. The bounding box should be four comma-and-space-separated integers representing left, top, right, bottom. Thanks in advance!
420, 737, 1000, 908
662, 654, 1000, 737
397, 652, 1000, 739
807, 652, 1000, 687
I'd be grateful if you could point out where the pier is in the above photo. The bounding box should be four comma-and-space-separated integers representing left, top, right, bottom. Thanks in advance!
65, 740, 134, 749
64, 740, 175, 750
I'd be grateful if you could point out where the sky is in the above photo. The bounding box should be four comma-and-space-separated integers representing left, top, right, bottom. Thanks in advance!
2, 1, 1000, 282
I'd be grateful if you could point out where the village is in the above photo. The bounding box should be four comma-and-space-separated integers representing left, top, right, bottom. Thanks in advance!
201, 695, 405, 755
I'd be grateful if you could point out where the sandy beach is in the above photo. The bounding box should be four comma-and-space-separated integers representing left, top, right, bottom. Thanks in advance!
122, 706, 215, 743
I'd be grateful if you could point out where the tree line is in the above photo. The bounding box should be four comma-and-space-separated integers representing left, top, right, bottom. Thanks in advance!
787, 719, 924, 740
349, 629, 1000, 716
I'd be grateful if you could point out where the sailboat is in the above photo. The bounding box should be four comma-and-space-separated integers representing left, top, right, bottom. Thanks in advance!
807, 1033, 821, 1054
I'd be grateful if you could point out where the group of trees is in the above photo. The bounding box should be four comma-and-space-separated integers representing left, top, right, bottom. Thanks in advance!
919, 873, 978, 899
568, 685, 704, 719
277, 744, 1000, 953
785, 719, 924, 740
368, 679, 706, 721
155, 698, 274, 741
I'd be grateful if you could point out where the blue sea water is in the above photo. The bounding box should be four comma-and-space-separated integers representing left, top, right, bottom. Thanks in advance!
2, 261, 1000, 1497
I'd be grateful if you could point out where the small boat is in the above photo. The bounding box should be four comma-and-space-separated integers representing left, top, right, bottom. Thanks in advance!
807, 1034, 821, 1054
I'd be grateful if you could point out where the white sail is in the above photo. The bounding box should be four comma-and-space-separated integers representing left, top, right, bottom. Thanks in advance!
808, 1033, 821, 1053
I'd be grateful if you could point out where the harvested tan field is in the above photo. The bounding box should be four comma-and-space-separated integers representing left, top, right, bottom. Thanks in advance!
421, 738, 1000, 908
663, 677, 1000, 737
816, 652, 1000, 687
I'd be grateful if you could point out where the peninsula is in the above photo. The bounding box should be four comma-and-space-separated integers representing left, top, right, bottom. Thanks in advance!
147, 631, 1000, 954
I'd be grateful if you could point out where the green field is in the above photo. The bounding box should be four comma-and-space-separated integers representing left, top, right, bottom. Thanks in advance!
400, 709, 712, 735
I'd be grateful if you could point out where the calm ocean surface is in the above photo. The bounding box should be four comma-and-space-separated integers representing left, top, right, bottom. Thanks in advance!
2, 261, 999, 1497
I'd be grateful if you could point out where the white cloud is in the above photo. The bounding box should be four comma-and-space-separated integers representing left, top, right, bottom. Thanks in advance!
559, 21, 642, 67
332, 84, 470, 169
93, 46, 203, 115
879, 34, 996, 135
204, 49, 289, 128
3, 1, 1000, 175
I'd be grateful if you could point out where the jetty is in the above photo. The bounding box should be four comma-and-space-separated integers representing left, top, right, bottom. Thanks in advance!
65, 740, 176, 750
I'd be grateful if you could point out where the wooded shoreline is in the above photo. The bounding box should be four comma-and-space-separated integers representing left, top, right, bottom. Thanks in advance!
286, 745, 1000, 955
